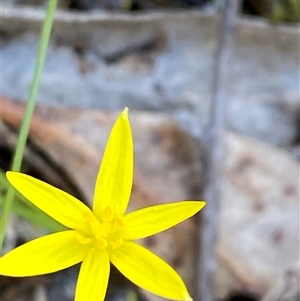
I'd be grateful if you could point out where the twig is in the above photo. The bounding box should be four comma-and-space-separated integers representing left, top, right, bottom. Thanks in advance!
198, 1, 241, 301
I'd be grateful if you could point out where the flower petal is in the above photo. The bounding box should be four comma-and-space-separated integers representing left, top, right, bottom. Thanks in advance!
93, 108, 133, 217
110, 241, 191, 301
6, 172, 92, 234
123, 201, 205, 240
75, 247, 110, 301
0, 230, 86, 276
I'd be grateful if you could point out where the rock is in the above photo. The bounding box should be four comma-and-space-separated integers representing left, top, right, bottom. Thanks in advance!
1, 8, 299, 149
216, 133, 300, 299
229, 92, 299, 147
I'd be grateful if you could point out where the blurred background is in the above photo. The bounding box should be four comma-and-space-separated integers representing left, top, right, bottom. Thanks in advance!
0, 1, 299, 301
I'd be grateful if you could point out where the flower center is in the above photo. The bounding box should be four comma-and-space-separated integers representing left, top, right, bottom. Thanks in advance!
77, 206, 124, 250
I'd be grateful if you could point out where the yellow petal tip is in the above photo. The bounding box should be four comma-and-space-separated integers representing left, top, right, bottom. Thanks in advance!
6, 171, 21, 185
185, 294, 193, 301
178, 291, 193, 301
121, 107, 129, 119
6, 170, 16, 178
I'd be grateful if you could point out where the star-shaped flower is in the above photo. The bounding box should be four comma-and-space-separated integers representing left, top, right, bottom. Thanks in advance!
0, 108, 205, 301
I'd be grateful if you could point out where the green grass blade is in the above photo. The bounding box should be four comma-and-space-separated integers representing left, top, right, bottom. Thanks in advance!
0, 0, 59, 250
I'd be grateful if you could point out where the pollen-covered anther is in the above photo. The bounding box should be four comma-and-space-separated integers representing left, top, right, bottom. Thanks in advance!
76, 233, 92, 245
101, 206, 114, 222
97, 238, 108, 249
110, 238, 123, 249
83, 211, 94, 222
113, 216, 124, 228
83, 211, 101, 235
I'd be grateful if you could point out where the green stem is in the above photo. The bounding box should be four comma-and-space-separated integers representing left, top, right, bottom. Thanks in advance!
0, 0, 58, 251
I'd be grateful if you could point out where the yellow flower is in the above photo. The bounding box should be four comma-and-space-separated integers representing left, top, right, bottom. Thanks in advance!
0, 108, 206, 301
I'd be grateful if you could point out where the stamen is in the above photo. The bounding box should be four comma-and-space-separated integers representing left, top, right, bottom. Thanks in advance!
110, 238, 123, 249
84, 211, 101, 234
102, 206, 114, 222
83, 211, 94, 222
97, 238, 108, 249
83, 207, 124, 250
76, 233, 92, 245
114, 217, 124, 228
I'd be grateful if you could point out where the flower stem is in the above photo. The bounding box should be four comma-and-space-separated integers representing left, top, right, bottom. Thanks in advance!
0, 0, 58, 251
